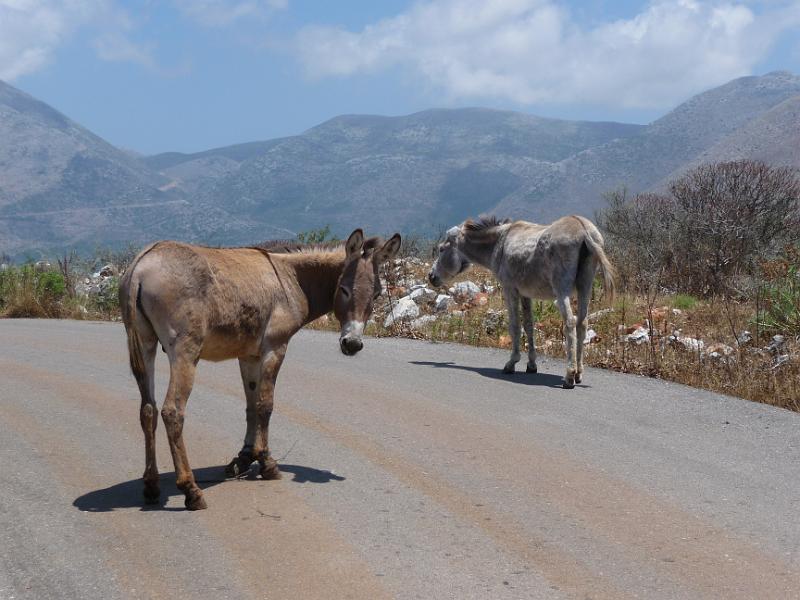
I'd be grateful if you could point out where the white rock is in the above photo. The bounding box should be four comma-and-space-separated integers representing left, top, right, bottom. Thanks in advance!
773, 354, 791, 369
584, 329, 598, 344
410, 315, 437, 330
383, 296, 420, 327
409, 287, 437, 304
589, 307, 614, 321
678, 337, 704, 352
767, 335, 785, 354
626, 326, 649, 344
435, 294, 455, 312
452, 281, 481, 299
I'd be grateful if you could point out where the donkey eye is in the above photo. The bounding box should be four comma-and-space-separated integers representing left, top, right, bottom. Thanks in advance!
339, 286, 351, 299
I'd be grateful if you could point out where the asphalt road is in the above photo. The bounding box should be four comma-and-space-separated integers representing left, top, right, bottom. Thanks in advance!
1, 319, 799, 599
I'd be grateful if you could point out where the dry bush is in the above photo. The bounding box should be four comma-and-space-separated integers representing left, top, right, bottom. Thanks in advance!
599, 161, 800, 297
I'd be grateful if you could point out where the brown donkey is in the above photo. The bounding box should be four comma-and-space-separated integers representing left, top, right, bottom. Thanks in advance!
120, 230, 401, 510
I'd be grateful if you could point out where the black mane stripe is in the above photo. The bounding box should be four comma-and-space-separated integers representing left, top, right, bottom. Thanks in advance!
464, 215, 511, 233
250, 236, 382, 255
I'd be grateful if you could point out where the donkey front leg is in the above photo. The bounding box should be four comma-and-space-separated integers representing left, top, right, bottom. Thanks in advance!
162, 349, 206, 510
254, 344, 287, 480
225, 357, 261, 478
502, 288, 522, 374
556, 295, 578, 389
520, 296, 537, 373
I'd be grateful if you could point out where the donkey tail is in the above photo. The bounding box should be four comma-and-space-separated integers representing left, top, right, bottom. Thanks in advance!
585, 235, 616, 303
120, 242, 159, 378
573, 216, 616, 304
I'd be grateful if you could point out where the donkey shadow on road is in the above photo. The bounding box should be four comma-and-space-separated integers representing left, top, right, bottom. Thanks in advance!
410, 360, 586, 388
73, 464, 345, 512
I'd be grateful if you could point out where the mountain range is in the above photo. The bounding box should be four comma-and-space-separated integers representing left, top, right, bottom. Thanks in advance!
1, 71, 799, 258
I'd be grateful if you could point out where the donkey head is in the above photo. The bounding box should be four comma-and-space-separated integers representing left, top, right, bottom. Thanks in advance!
334, 229, 401, 356
428, 225, 471, 288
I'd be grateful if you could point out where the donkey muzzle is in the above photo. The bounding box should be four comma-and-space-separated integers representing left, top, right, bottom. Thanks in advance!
340, 320, 364, 356
340, 336, 363, 356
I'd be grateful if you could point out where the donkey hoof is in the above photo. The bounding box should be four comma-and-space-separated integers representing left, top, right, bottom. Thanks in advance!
260, 459, 282, 480
575, 373, 583, 384
562, 379, 575, 390
526, 364, 538, 374
502, 363, 516, 374
225, 454, 253, 478
185, 489, 207, 511
143, 485, 161, 505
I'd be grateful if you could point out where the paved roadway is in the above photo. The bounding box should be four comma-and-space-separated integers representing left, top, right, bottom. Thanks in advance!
1, 319, 799, 599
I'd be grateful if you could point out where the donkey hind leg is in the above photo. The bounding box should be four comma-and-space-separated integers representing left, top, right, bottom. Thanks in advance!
254, 344, 287, 480
225, 357, 261, 478
574, 261, 595, 385
502, 288, 522, 374
162, 344, 206, 510
134, 332, 160, 504
520, 296, 537, 373
556, 294, 578, 389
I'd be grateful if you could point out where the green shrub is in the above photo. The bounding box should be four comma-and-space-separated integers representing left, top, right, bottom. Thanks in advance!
0, 265, 66, 317
672, 294, 698, 310
757, 246, 800, 336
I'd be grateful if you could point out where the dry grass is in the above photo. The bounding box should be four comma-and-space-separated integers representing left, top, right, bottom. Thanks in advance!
308, 259, 800, 412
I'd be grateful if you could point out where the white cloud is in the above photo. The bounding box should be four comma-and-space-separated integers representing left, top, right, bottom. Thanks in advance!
295, 0, 800, 109
174, 0, 287, 27
92, 32, 156, 69
0, 0, 106, 80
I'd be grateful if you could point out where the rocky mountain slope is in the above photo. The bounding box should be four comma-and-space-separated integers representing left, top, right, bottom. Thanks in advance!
0, 71, 798, 257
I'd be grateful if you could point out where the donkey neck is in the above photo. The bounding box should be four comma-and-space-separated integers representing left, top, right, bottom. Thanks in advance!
457, 227, 505, 269
283, 251, 346, 324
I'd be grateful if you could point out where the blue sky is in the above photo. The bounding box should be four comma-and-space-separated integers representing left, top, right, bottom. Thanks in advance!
3, 0, 799, 154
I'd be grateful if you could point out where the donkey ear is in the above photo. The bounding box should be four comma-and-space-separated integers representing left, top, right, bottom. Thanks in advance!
345, 229, 364, 259
375, 233, 401, 264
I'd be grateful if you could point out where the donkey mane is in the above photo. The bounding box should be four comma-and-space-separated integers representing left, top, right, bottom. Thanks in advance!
250, 236, 383, 257
463, 215, 511, 233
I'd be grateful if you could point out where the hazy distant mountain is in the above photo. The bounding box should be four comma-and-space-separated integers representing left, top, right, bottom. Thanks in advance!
0, 81, 190, 256
0, 71, 798, 257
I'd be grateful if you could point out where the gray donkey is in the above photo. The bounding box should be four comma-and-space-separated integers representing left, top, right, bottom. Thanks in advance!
429, 215, 615, 388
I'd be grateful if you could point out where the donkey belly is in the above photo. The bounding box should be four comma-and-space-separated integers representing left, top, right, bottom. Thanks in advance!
200, 328, 262, 362
518, 283, 557, 301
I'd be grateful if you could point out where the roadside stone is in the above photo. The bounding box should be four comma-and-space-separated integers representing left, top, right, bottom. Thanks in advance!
470, 292, 489, 307
451, 281, 481, 301
409, 287, 437, 305
384, 296, 419, 327
625, 326, 649, 344
410, 315, 437, 330
435, 294, 455, 312
736, 331, 753, 346
706, 342, 734, 356
767, 335, 785, 354
773, 354, 791, 369
670, 336, 704, 352
584, 329, 598, 344
98, 264, 117, 277
483, 309, 505, 335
